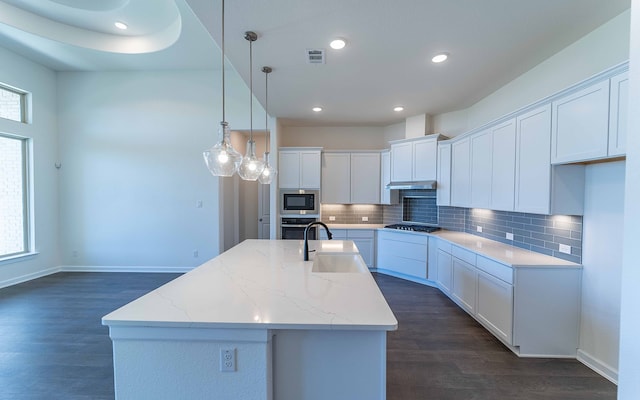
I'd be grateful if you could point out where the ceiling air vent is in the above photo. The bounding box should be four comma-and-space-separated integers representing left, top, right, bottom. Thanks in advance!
306, 48, 325, 64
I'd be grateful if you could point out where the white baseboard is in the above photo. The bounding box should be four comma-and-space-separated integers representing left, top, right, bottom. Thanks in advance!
577, 349, 618, 384
373, 268, 438, 288
0, 266, 60, 289
59, 265, 193, 273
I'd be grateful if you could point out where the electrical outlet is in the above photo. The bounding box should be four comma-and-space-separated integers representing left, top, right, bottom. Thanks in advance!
220, 348, 236, 372
72, 250, 78, 258
476, 226, 482, 233
329, 216, 336, 221
193, 250, 199, 258
362, 216, 369, 222
196, 200, 203, 208
559, 244, 571, 254
506, 232, 514, 240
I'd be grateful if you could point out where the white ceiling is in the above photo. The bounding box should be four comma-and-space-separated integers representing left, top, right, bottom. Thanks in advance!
0, 0, 631, 126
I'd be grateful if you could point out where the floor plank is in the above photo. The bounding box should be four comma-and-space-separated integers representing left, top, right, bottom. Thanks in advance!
0, 272, 617, 399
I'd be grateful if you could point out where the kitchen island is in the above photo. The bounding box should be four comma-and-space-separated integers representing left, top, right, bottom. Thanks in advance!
102, 239, 397, 400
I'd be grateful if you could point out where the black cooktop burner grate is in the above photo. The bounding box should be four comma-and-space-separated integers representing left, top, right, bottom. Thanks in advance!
384, 224, 440, 233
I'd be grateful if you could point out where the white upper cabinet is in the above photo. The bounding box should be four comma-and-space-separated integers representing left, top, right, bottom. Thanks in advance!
390, 141, 412, 182
321, 153, 350, 204
551, 80, 610, 164
351, 153, 381, 204
413, 139, 438, 181
436, 143, 452, 206
608, 71, 629, 157
490, 119, 516, 211
390, 134, 441, 182
450, 137, 471, 207
470, 130, 492, 209
514, 105, 552, 214
380, 150, 399, 205
321, 152, 380, 204
279, 148, 322, 189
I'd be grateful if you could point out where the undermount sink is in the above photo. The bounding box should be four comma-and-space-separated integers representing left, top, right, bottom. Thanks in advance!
311, 253, 367, 273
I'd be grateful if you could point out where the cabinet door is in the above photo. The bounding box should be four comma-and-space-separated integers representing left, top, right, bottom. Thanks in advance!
278, 151, 301, 188
436, 143, 451, 206
300, 151, 321, 188
452, 257, 478, 315
436, 249, 453, 295
413, 139, 437, 181
514, 105, 552, 214
351, 238, 374, 268
551, 80, 610, 164
477, 270, 513, 344
351, 153, 380, 204
390, 142, 412, 182
608, 71, 629, 157
451, 138, 471, 207
321, 153, 350, 203
470, 131, 492, 209
490, 119, 516, 211
380, 151, 398, 205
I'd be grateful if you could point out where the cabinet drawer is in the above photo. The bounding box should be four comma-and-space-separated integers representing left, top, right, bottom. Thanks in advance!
347, 229, 375, 239
437, 239, 452, 254
452, 245, 476, 265
476, 256, 513, 284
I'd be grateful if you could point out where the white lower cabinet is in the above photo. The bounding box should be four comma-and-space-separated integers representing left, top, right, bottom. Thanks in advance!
432, 237, 580, 357
376, 231, 428, 279
452, 257, 477, 315
476, 270, 513, 344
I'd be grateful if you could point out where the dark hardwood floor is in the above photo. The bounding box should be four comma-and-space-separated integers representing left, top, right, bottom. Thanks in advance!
0, 272, 616, 399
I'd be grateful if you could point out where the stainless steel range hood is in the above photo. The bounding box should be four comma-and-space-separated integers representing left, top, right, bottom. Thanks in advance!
386, 180, 437, 190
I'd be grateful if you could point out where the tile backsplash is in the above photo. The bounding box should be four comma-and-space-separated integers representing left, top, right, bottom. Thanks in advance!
321, 204, 383, 224
383, 197, 583, 263
438, 206, 582, 264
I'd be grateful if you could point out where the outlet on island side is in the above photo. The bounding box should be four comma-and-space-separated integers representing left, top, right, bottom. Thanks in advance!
220, 348, 236, 372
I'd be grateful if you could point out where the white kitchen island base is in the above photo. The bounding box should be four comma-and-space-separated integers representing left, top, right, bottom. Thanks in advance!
103, 240, 397, 400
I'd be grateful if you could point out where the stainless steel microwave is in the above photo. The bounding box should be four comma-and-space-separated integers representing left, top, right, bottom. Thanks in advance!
280, 189, 319, 215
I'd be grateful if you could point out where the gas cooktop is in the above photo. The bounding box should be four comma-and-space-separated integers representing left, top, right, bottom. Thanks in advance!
384, 224, 441, 233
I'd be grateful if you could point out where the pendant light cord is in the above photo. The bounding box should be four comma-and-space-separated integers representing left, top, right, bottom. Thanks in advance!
264, 67, 269, 151
221, 0, 226, 124
249, 38, 253, 141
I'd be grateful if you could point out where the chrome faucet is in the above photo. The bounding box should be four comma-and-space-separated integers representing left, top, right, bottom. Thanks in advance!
304, 221, 333, 261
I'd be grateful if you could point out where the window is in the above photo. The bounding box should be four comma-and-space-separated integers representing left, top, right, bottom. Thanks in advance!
0, 84, 26, 123
0, 134, 30, 258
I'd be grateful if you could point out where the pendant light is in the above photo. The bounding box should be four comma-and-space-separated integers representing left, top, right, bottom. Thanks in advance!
203, 0, 242, 177
259, 66, 277, 184
238, 31, 266, 181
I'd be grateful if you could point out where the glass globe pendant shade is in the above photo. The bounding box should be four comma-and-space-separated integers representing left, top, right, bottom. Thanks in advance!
203, 122, 242, 177
258, 152, 277, 184
238, 139, 265, 181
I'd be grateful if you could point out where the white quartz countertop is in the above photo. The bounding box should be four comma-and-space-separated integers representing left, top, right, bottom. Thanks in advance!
430, 230, 581, 268
102, 240, 398, 331
327, 224, 385, 229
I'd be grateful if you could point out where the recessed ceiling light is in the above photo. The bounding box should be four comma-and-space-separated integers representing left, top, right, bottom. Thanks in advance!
329, 38, 346, 50
114, 21, 128, 30
312, 107, 323, 112
431, 53, 448, 63
393, 106, 404, 112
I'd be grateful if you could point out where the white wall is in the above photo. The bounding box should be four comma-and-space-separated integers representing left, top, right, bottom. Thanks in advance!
280, 125, 388, 150
579, 161, 625, 383
57, 70, 254, 269
0, 46, 59, 287
618, 1, 640, 398
433, 10, 631, 137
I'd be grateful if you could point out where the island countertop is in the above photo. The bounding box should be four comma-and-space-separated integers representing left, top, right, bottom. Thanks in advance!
102, 239, 398, 331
